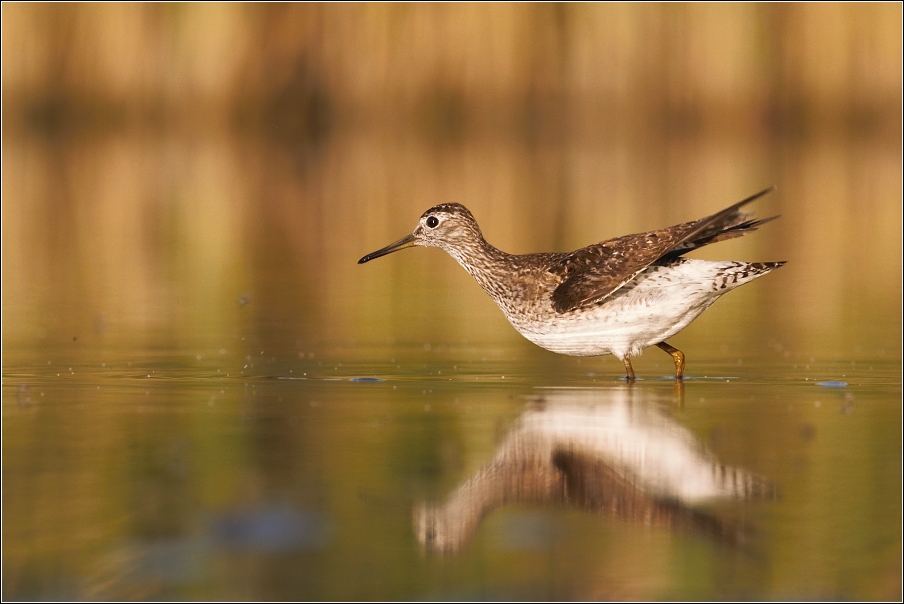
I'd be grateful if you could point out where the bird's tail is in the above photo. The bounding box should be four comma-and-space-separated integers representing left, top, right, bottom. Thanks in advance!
668, 187, 780, 255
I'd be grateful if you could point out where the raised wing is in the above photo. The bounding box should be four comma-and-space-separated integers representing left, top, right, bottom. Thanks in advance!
549, 226, 697, 313
549, 187, 776, 313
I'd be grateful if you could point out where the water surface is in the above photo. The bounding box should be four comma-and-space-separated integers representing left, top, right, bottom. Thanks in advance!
3, 334, 900, 599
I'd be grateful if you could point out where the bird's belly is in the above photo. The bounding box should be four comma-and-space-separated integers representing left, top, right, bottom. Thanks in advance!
517, 303, 708, 358
507, 268, 721, 358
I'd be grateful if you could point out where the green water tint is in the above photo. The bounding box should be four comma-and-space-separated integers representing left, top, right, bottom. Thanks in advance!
3, 343, 900, 600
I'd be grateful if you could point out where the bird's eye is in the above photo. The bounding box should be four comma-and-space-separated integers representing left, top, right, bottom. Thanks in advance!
426, 216, 439, 228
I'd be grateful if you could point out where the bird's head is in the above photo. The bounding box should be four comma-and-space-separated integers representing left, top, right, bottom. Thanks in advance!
358, 203, 482, 264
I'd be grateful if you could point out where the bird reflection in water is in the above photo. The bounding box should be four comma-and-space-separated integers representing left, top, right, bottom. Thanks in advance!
415, 386, 775, 554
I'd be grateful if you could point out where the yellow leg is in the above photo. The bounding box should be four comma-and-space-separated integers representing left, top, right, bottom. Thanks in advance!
657, 341, 685, 379
623, 357, 636, 382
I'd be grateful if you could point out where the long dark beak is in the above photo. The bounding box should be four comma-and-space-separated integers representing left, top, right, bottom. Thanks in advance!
358, 233, 417, 264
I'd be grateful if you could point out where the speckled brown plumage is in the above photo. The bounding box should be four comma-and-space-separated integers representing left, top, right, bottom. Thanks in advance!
359, 187, 785, 380
548, 188, 779, 312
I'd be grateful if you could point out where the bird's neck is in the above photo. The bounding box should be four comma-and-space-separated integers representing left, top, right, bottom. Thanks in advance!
445, 236, 515, 302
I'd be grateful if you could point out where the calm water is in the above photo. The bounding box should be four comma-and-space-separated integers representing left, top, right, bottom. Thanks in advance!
3, 328, 901, 599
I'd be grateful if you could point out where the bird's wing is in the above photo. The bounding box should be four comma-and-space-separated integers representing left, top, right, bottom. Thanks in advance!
549, 187, 776, 313
549, 226, 696, 313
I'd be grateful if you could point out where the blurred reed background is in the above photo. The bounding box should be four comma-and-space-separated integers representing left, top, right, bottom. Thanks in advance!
3, 2, 901, 358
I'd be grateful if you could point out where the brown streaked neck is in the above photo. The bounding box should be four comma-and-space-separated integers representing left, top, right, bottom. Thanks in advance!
442, 235, 516, 300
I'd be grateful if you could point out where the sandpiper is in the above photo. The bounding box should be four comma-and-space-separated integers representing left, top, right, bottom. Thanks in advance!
359, 188, 785, 380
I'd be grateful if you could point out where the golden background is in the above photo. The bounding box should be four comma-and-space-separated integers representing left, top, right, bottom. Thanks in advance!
3, 3, 901, 355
